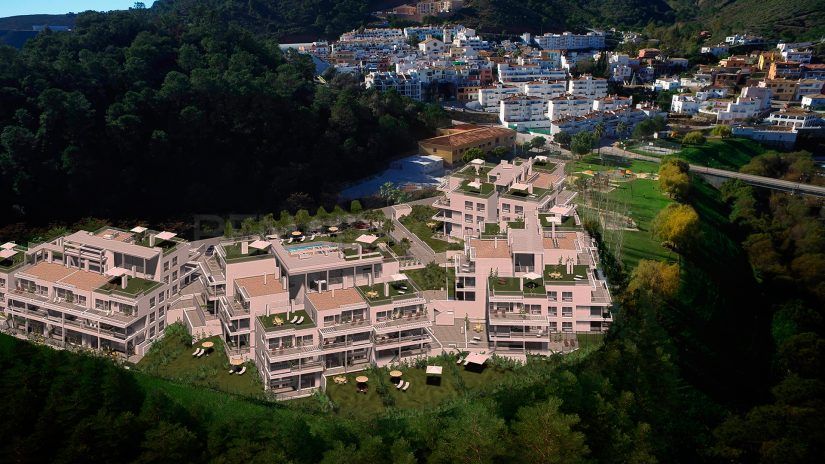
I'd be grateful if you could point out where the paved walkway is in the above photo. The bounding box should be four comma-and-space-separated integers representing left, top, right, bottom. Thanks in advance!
381, 196, 446, 265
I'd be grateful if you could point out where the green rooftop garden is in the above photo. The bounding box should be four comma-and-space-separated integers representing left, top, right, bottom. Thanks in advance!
543, 264, 590, 284
502, 185, 552, 200
221, 243, 269, 262
0, 249, 25, 271
97, 276, 162, 296
507, 220, 525, 230
458, 179, 495, 197
483, 223, 502, 236
135, 235, 182, 254
538, 214, 578, 229
455, 164, 494, 179
258, 309, 315, 331
357, 282, 419, 305
488, 276, 546, 296
532, 160, 558, 172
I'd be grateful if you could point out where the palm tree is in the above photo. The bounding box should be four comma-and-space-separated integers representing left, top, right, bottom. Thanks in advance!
380, 218, 395, 238
593, 122, 605, 161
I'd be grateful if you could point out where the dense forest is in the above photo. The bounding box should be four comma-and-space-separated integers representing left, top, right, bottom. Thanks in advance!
0, 7, 448, 228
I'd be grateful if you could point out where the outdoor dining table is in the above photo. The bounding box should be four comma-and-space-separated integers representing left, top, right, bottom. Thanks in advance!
291, 230, 303, 236
389, 370, 403, 383
355, 375, 369, 383
201, 341, 214, 355
229, 357, 243, 372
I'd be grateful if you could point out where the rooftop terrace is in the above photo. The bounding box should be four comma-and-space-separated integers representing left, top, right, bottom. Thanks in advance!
458, 179, 495, 197
543, 264, 590, 285
357, 280, 421, 305
97, 276, 162, 296
258, 309, 316, 332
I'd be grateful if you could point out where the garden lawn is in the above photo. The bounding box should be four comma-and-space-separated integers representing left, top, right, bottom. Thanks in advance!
325, 361, 510, 417
605, 178, 675, 270
136, 332, 263, 398
573, 154, 660, 174
673, 138, 766, 171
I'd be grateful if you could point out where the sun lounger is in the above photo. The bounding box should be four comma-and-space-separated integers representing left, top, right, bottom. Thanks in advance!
296, 316, 304, 324
192, 348, 200, 356
456, 357, 464, 364
402, 382, 410, 391
238, 366, 246, 375
228, 370, 235, 374
196, 348, 205, 357
463, 359, 470, 366
299, 236, 306, 242
473, 336, 481, 341
396, 381, 404, 390
309, 234, 316, 241
290, 316, 298, 324
287, 237, 293, 244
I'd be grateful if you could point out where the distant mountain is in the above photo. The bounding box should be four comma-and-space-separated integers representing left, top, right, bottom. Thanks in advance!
0, 13, 76, 31
147, 0, 823, 42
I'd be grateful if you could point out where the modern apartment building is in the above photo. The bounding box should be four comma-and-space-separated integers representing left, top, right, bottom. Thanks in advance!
365, 71, 423, 101
499, 95, 552, 130
2, 227, 194, 358
497, 63, 566, 83
429, 156, 612, 354
534, 32, 605, 50
567, 75, 608, 99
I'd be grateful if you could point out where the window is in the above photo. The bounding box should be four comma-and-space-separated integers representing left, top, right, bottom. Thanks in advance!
562, 291, 573, 302
149, 326, 155, 338
562, 306, 573, 317
549, 321, 558, 332
158, 293, 165, 302
528, 304, 541, 315
465, 214, 473, 223
515, 206, 523, 216
476, 203, 485, 212
502, 203, 510, 213
163, 261, 169, 272
158, 306, 165, 317
465, 201, 473, 210
149, 312, 156, 323
172, 257, 178, 266
150, 297, 156, 308
562, 322, 573, 332
548, 306, 557, 316
159, 320, 165, 331
548, 291, 558, 302
172, 271, 178, 281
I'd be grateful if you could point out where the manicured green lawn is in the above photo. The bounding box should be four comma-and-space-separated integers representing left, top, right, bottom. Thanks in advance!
136, 330, 263, 398
399, 206, 463, 253
325, 360, 511, 417
573, 154, 660, 174
672, 138, 766, 171
604, 178, 675, 269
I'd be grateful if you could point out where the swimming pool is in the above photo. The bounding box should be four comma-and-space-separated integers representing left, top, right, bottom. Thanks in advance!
287, 243, 329, 253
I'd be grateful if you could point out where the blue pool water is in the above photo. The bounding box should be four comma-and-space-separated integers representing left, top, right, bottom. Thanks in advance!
287, 243, 327, 253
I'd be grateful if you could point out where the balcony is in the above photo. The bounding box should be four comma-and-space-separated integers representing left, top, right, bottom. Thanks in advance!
318, 317, 372, 336
269, 359, 324, 374
373, 333, 431, 347
357, 280, 425, 307
96, 276, 161, 299
489, 330, 549, 340
488, 310, 549, 324
265, 343, 322, 362
320, 337, 372, 351
372, 312, 431, 333
259, 310, 316, 333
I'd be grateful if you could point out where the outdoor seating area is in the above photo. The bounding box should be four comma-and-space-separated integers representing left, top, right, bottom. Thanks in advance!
324, 355, 507, 415
258, 310, 316, 331
191, 340, 214, 358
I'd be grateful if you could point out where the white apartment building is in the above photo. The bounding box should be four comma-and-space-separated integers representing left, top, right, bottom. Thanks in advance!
364, 72, 422, 100
567, 75, 608, 99
548, 95, 592, 121
767, 108, 821, 128
340, 28, 403, 42
500, 95, 551, 130
781, 49, 813, 64
478, 84, 520, 111
795, 79, 824, 101
592, 96, 632, 112
740, 86, 773, 110
534, 31, 605, 50
801, 94, 825, 110
671, 94, 701, 115
498, 63, 566, 83
419, 36, 445, 55
714, 97, 763, 124
523, 80, 567, 100
653, 78, 680, 91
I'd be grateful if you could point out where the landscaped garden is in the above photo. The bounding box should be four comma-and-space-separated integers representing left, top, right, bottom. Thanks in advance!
403, 262, 456, 297
97, 276, 162, 296
136, 323, 263, 398
399, 205, 463, 253
324, 354, 512, 417
259, 309, 316, 331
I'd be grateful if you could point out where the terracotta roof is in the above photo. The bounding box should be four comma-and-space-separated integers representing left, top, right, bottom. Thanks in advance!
420, 126, 515, 148
235, 274, 286, 297
306, 288, 366, 311
20, 261, 110, 292
469, 238, 511, 259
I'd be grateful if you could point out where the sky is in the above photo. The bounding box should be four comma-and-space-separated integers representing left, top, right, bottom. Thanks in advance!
0, 1, 156, 18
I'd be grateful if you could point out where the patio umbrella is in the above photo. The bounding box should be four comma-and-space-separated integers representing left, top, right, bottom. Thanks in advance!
523, 271, 542, 280
291, 231, 303, 236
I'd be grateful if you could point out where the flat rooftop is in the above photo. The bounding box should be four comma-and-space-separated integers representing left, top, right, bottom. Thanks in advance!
19, 262, 111, 292
235, 274, 286, 297
469, 238, 511, 259
306, 288, 366, 311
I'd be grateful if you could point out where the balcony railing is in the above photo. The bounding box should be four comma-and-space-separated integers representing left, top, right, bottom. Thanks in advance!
372, 313, 431, 332
373, 333, 431, 346
489, 311, 549, 322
